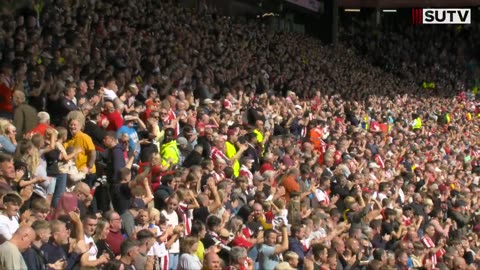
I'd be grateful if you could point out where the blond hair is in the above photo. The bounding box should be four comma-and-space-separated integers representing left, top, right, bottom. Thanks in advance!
0, 119, 13, 136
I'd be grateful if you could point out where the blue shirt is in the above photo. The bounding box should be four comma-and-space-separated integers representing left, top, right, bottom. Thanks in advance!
117, 125, 140, 156
258, 244, 280, 270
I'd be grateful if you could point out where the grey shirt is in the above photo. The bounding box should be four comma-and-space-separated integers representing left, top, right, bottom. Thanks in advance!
0, 241, 27, 270
121, 210, 136, 238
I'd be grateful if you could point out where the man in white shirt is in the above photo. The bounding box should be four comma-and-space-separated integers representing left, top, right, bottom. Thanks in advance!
80, 214, 109, 267
0, 193, 21, 243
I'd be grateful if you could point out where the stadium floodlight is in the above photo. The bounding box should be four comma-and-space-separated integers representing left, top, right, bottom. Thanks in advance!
344, 9, 361, 12
383, 9, 397, 13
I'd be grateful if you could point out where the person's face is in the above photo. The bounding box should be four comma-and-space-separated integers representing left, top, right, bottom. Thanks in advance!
138, 210, 149, 225
0, 159, 15, 179
4, 201, 19, 217
19, 230, 35, 252
159, 109, 168, 119
296, 227, 306, 240
87, 80, 95, 89
101, 222, 110, 239
328, 257, 337, 269
54, 224, 69, 245
425, 226, 435, 237
205, 253, 222, 270
37, 228, 51, 244
199, 227, 207, 239
167, 199, 178, 213
33, 208, 49, 221
102, 135, 114, 148
84, 218, 97, 237
128, 246, 140, 261
266, 232, 277, 245
110, 213, 122, 231
398, 253, 408, 266
69, 120, 81, 136
105, 102, 115, 113
335, 241, 345, 253
289, 257, 299, 268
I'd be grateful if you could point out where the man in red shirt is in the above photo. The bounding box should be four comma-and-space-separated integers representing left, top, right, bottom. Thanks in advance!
29, 112, 53, 137
102, 100, 123, 131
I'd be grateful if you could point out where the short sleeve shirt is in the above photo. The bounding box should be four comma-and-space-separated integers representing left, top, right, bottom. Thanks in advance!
258, 244, 280, 270
64, 131, 96, 173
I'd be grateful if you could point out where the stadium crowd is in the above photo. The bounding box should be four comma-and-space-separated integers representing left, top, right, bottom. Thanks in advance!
0, 0, 479, 270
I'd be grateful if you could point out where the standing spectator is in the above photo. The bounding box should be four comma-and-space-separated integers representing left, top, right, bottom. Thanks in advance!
117, 114, 144, 157
0, 225, 35, 270
12, 90, 38, 140
0, 65, 14, 119
258, 226, 289, 269
102, 100, 123, 132
161, 128, 180, 168
64, 118, 96, 184
57, 82, 79, 126
28, 112, 52, 137
162, 194, 182, 269
102, 131, 127, 211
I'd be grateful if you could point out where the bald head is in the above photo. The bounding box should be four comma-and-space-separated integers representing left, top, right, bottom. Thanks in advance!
204, 251, 222, 270
74, 182, 91, 201
11, 225, 35, 251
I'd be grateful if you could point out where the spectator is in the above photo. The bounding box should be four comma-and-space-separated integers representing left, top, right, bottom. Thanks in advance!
0, 192, 22, 242
178, 235, 203, 270
0, 119, 17, 154
118, 239, 140, 270
12, 90, 38, 140
105, 210, 125, 256
0, 225, 35, 270
258, 226, 289, 269
28, 112, 52, 137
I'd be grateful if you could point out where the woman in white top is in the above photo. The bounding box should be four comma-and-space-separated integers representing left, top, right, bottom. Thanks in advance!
178, 236, 202, 270
161, 195, 181, 270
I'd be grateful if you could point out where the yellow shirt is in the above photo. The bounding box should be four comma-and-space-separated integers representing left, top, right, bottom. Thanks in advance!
161, 140, 180, 167
225, 141, 239, 177
64, 131, 96, 173
195, 240, 205, 262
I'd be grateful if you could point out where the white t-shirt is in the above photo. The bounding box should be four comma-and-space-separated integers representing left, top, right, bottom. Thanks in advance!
0, 214, 19, 241
161, 210, 180, 253
104, 88, 118, 101
84, 235, 98, 260
313, 189, 329, 208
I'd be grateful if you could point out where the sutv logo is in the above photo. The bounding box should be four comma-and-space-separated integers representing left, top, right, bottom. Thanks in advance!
412, 8, 471, 24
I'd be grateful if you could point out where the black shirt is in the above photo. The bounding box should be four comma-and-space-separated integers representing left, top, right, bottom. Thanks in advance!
44, 149, 60, 176
111, 183, 132, 215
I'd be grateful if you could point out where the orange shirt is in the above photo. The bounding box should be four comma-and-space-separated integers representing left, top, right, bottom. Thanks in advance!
280, 175, 300, 203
